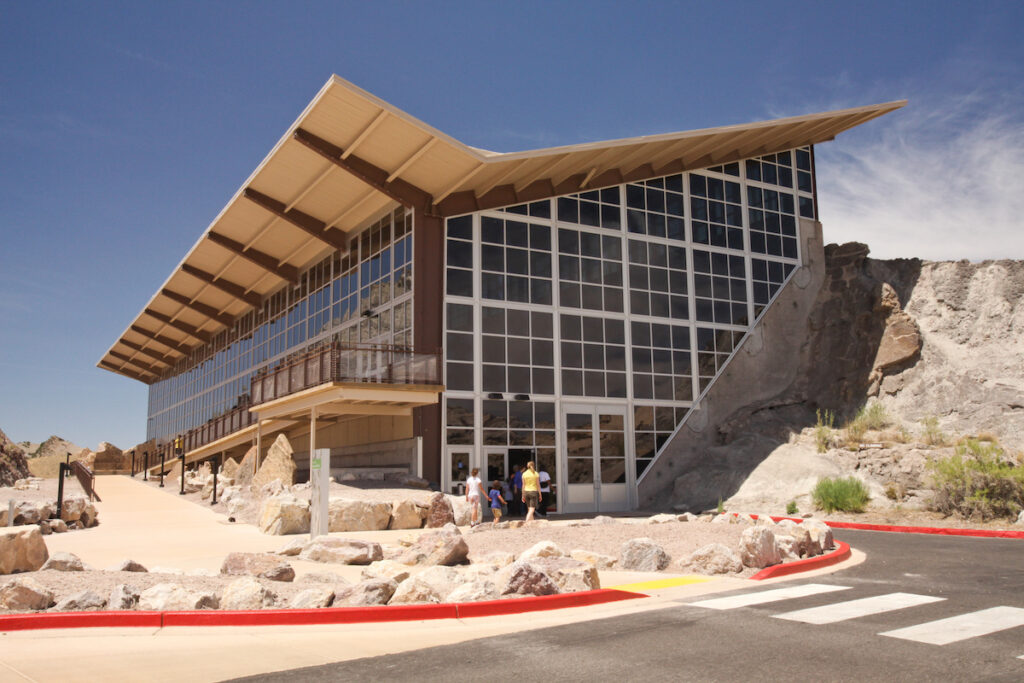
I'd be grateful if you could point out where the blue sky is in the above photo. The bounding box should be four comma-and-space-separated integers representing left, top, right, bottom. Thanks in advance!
1, 1, 1022, 450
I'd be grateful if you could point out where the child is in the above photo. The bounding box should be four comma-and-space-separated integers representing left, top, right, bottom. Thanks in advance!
488, 480, 507, 522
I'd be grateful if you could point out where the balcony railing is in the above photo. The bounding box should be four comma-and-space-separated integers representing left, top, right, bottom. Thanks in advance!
251, 342, 442, 405
180, 402, 255, 454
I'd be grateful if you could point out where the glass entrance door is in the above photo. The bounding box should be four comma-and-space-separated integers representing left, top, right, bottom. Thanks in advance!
445, 446, 475, 495
561, 404, 630, 513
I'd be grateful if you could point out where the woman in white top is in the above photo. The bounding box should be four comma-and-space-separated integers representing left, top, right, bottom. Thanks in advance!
465, 467, 487, 527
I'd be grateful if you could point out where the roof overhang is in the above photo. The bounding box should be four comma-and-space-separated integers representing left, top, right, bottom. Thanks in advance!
99, 74, 905, 384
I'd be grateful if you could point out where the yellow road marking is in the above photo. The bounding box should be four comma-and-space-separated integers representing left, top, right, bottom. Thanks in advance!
608, 576, 716, 592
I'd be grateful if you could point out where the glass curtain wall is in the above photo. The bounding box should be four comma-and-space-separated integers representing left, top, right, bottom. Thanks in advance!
146, 207, 414, 444
442, 147, 812, 497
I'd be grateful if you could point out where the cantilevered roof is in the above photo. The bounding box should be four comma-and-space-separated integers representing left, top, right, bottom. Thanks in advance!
99, 74, 905, 384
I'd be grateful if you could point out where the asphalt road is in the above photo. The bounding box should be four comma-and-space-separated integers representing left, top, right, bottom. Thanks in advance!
231, 529, 1024, 682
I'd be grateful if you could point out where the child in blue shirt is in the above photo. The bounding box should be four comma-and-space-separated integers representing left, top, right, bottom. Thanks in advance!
488, 480, 507, 523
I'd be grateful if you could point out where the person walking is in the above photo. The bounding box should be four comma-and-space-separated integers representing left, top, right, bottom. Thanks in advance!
538, 467, 551, 517
465, 467, 486, 527
488, 480, 507, 523
511, 464, 523, 517
521, 461, 541, 522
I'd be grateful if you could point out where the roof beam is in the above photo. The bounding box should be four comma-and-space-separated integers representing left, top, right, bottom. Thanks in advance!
181, 264, 263, 308
109, 350, 163, 377
160, 288, 235, 327
99, 359, 150, 383
130, 324, 192, 355
387, 137, 437, 182
119, 339, 176, 367
144, 308, 213, 344
293, 128, 434, 215
206, 231, 299, 283
242, 188, 349, 251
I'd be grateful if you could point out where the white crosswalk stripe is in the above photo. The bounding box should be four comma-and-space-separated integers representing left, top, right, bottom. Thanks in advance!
687, 583, 851, 610
774, 592, 945, 624
880, 606, 1024, 645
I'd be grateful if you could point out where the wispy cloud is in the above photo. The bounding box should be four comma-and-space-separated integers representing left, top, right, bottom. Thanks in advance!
815, 87, 1024, 261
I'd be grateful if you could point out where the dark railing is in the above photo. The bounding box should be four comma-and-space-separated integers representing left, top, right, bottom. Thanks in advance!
251, 343, 442, 405
166, 343, 441, 457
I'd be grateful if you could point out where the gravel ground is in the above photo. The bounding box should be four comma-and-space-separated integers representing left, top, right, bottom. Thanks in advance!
0, 477, 88, 505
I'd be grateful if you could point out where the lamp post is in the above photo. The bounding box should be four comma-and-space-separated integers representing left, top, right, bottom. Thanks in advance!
143, 451, 148, 481
159, 448, 165, 487
176, 437, 185, 495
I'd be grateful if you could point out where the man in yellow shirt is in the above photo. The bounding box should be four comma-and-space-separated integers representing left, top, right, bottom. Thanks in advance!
521, 461, 541, 522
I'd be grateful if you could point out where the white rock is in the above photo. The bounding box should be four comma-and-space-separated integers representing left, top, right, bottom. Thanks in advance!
739, 526, 782, 568
258, 494, 310, 535
289, 587, 334, 609
0, 577, 54, 610
647, 513, 677, 524
801, 519, 835, 554
300, 538, 383, 565
518, 540, 565, 561
388, 576, 443, 604
389, 499, 426, 530
327, 498, 392, 532
446, 580, 499, 603
0, 526, 49, 574
54, 590, 106, 612
681, 543, 743, 575
221, 576, 276, 610
138, 583, 219, 611
476, 551, 515, 567
275, 537, 307, 557
446, 495, 473, 526
360, 560, 411, 583
755, 514, 777, 526
42, 551, 84, 572
774, 534, 803, 561
531, 557, 600, 592
333, 578, 396, 606
676, 512, 698, 522
415, 565, 462, 600
734, 513, 755, 525
618, 538, 670, 571
108, 584, 139, 610
570, 549, 616, 570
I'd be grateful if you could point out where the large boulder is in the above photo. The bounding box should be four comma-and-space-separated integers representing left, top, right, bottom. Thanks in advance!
360, 560, 412, 584
234, 445, 258, 485
739, 526, 782, 568
446, 580, 500, 603
300, 538, 383, 565
498, 561, 560, 596
328, 498, 392, 532
414, 565, 463, 600
680, 543, 743, 575
138, 583, 219, 611
388, 576, 443, 605
80, 503, 99, 528
13, 500, 53, 525
531, 557, 600, 592
0, 526, 49, 574
618, 538, 670, 571
447, 495, 473, 526
399, 526, 469, 566
0, 577, 54, 610
258, 494, 310, 535
220, 552, 295, 582
389, 500, 426, 530
54, 590, 106, 612
289, 587, 334, 609
518, 540, 565, 562
42, 551, 84, 572
252, 434, 296, 489
333, 578, 397, 606
801, 519, 835, 555
108, 584, 139, 610
221, 577, 277, 610
425, 492, 455, 528
60, 497, 88, 523
92, 442, 126, 472
220, 457, 240, 479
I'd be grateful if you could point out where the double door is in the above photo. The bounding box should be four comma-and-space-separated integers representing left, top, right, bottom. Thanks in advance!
561, 403, 630, 513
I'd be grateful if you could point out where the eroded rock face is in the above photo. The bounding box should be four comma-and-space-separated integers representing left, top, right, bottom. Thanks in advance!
0, 526, 49, 574
253, 434, 296, 489
425, 492, 455, 528
220, 577, 277, 610
0, 577, 54, 610
618, 538, 670, 571
739, 526, 782, 569
681, 543, 743, 575
0, 427, 31, 487
328, 498, 392, 532
300, 538, 383, 565
258, 494, 310, 535
220, 552, 295, 582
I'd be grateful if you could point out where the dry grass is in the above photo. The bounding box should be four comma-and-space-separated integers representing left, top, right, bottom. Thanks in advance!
27, 453, 87, 479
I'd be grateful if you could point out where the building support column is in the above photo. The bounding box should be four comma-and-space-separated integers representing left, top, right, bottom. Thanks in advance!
309, 405, 328, 538
255, 419, 262, 471
412, 209, 444, 487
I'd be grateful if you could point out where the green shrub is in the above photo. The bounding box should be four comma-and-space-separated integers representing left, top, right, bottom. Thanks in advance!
920, 416, 947, 446
844, 402, 891, 446
811, 476, 870, 513
785, 500, 799, 515
815, 409, 835, 453
928, 439, 1024, 520
716, 496, 724, 515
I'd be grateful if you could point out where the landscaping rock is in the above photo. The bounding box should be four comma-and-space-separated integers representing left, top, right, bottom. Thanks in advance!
334, 578, 397, 606
299, 571, 348, 585
739, 526, 782, 568
425, 492, 455, 528
389, 499, 426, 530
754, 514, 777, 526
447, 580, 499, 603
300, 538, 383, 565
108, 584, 139, 610
676, 512, 698, 522
80, 503, 99, 528
647, 513, 677, 524
235, 445, 257, 486
275, 537, 306, 557
498, 561, 559, 596
399, 526, 469, 566
220, 552, 295, 582
448, 495, 474, 526
42, 551, 84, 572
477, 551, 515, 567
518, 540, 565, 561
47, 519, 68, 533
13, 500, 52, 525
360, 560, 412, 584
570, 549, 616, 570
221, 457, 240, 479
138, 583, 219, 611
531, 557, 600, 592
289, 587, 334, 609
0, 577, 54, 610
415, 565, 462, 599
60, 496, 88, 523
775, 534, 803, 561
258, 493, 310, 535
37, 521, 51, 535
801, 519, 835, 554
252, 434, 296, 489
618, 538, 670, 571
328, 498, 392, 532
221, 576, 276, 610
388, 576, 443, 604
0, 526, 48, 574
54, 590, 106, 612
681, 543, 743, 575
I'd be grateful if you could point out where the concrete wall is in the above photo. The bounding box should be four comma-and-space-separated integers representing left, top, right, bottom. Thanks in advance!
638, 218, 827, 510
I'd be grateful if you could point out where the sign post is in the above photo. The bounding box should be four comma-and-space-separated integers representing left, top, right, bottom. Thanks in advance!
310, 448, 330, 538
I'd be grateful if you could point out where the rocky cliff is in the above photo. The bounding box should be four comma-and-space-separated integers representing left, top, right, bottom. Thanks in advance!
0, 428, 31, 486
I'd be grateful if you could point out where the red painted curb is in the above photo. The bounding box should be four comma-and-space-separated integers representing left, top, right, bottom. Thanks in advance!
766, 516, 1024, 539
750, 540, 851, 580
0, 589, 645, 633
